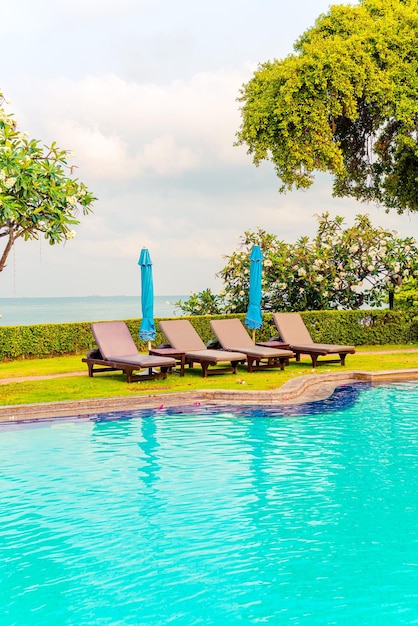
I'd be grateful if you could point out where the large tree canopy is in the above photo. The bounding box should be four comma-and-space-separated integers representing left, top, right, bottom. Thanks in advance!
236, 0, 418, 213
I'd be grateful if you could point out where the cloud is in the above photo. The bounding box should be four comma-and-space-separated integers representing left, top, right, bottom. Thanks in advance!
16, 68, 251, 182
59, 0, 149, 19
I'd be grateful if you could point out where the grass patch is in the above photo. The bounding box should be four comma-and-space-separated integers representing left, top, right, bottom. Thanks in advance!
0, 355, 84, 377
1, 348, 417, 407
355, 344, 418, 352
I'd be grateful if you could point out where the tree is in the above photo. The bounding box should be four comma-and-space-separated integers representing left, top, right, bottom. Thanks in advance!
0, 92, 95, 273
174, 288, 224, 316
175, 214, 418, 314
236, 0, 418, 213
391, 277, 418, 310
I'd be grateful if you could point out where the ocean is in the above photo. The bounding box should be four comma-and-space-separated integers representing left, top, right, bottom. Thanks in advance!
0, 296, 188, 326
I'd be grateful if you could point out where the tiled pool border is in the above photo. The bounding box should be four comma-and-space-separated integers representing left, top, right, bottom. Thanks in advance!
1, 368, 418, 423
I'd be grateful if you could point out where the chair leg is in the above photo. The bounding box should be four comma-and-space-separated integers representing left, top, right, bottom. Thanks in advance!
201, 363, 209, 377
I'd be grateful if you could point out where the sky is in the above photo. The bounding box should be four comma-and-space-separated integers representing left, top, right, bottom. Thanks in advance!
1, 0, 417, 299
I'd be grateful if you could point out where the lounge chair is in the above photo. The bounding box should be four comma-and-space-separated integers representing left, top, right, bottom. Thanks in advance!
159, 319, 247, 377
82, 321, 176, 382
272, 312, 355, 367
209, 318, 294, 372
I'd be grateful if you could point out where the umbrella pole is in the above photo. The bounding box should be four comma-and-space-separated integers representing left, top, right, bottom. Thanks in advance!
252, 329, 256, 343
148, 340, 152, 352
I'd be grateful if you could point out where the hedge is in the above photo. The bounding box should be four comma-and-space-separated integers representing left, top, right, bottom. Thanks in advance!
0, 310, 417, 362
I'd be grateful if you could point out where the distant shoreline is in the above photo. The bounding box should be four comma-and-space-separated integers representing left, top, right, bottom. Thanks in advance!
0, 295, 188, 326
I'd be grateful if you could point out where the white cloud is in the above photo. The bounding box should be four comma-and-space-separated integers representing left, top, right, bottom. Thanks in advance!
141, 135, 198, 176
58, 122, 136, 179
17, 68, 250, 182
59, 0, 149, 19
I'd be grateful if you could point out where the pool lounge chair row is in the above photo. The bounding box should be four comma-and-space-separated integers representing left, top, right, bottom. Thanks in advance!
83, 315, 355, 382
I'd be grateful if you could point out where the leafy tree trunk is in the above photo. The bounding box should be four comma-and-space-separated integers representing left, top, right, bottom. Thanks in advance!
0, 228, 15, 273
388, 290, 394, 310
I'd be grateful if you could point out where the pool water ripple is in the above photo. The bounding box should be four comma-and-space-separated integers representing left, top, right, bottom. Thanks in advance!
1, 382, 418, 624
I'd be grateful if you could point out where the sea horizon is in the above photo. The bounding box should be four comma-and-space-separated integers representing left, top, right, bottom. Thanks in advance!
0, 295, 189, 326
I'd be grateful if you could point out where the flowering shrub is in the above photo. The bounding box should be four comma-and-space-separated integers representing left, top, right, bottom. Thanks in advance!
174, 289, 224, 316
175, 214, 418, 314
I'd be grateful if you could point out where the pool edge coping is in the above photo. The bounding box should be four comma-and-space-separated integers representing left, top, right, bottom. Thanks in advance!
2, 368, 418, 423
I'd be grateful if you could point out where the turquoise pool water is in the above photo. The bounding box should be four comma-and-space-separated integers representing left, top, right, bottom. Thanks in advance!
1, 382, 418, 625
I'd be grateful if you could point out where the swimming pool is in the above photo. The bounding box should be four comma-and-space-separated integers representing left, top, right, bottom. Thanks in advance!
1, 382, 418, 625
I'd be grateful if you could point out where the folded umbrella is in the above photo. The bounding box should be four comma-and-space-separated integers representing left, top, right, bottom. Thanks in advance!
245, 245, 264, 341
138, 248, 156, 350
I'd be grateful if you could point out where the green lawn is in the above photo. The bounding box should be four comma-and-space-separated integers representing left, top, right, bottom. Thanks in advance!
1, 346, 417, 407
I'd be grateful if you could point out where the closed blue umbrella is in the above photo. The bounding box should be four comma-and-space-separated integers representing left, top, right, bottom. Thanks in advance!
245, 245, 264, 340
138, 248, 156, 349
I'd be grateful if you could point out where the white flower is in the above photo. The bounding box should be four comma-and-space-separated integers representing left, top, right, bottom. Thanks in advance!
4, 176, 16, 189
297, 267, 306, 277
350, 285, 357, 292
367, 264, 375, 272
67, 195, 78, 206
65, 230, 76, 240
264, 259, 273, 267
239, 290, 245, 296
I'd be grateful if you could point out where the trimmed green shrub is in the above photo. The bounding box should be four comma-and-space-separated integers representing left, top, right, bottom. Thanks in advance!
0, 310, 417, 362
